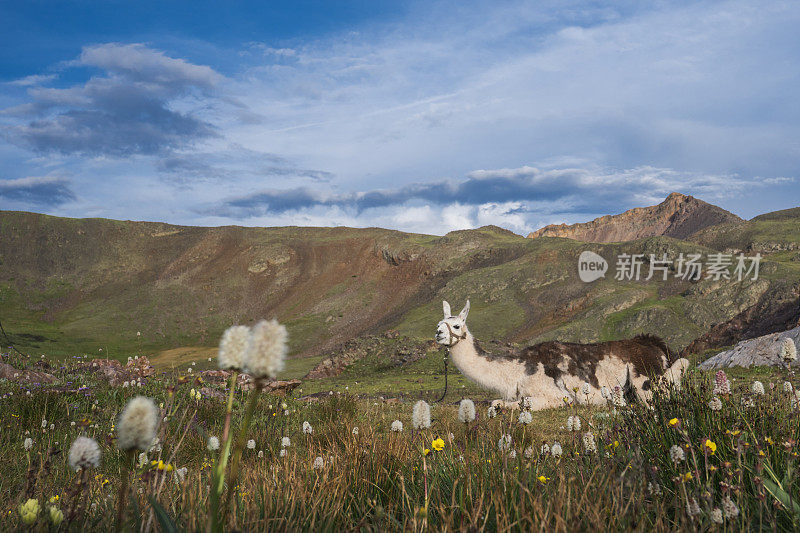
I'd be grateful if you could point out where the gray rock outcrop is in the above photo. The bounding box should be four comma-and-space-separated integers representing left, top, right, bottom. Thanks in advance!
698, 326, 800, 369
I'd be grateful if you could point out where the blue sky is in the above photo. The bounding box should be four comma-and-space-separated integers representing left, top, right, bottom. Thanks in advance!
1, 0, 798, 235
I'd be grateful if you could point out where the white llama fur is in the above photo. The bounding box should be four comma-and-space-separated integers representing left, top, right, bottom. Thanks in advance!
436, 300, 689, 410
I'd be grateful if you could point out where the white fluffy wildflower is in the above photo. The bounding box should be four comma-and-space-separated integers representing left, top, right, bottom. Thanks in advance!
498, 434, 512, 452
540, 443, 550, 455
412, 400, 431, 429
711, 508, 724, 524
302, 421, 313, 434
612, 386, 626, 407
352, 427, 359, 436
648, 482, 662, 496
752, 381, 765, 395
281, 436, 291, 448
246, 439, 256, 450
23, 437, 33, 451
313, 456, 325, 470
686, 498, 701, 517
524, 446, 534, 458
581, 382, 590, 395
116, 396, 159, 451
708, 396, 723, 411
68, 436, 101, 471
508, 449, 517, 459
207, 436, 220, 451
601, 386, 611, 400
566, 415, 581, 432
242, 319, 288, 379
722, 496, 739, 518
582, 432, 597, 454
457, 399, 476, 423
780, 337, 797, 364
551, 442, 563, 457
713, 370, 731, 395
391, 420, 403, 432
218, 325, 250, 370
41, 419, 47, 429
279, 449, 287, 457
518, 411, 533, 425
137, 452, 148, 468
257, 450, 264, 458
175, 467, 188, 485
783, 381, 793, 394
669, 444, 685, 463
522, 397, 535, 410
487, 406, 498, 419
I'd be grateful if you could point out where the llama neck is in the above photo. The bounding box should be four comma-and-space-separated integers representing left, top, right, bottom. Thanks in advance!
448, 330, 526, 399
449, 332, 493, 384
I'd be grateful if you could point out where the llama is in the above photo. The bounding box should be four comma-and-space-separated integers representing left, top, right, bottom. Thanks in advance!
435, 300, 689, 410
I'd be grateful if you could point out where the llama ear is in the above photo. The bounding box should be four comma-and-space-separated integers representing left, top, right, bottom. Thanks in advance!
458, 300, 470, 321
442, 300, 451, 318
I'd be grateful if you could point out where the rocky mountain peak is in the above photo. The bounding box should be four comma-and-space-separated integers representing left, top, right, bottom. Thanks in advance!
527, 192, 742, 243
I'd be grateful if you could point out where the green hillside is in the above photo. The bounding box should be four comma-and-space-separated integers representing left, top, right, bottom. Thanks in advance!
1, 208, 798, 371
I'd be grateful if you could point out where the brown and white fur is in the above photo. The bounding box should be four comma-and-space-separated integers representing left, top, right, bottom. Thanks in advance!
436, 300, 689, 410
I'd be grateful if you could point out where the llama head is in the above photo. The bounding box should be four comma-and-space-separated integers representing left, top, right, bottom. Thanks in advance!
436, 300, 470, 346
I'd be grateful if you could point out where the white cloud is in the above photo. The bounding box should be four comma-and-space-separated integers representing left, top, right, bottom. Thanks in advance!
1, 0, 799, 229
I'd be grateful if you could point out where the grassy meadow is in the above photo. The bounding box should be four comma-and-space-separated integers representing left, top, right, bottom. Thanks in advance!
3, 344, 800, 532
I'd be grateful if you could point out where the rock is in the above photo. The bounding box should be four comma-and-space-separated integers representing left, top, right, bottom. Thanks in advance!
200, 370, 232, 383
265, 379, 301, 395
698, 326, 800, 369
78, 359, 135, 386
125, 355, 155, 377
0, 362, 56, 384
199, 386, 227, 401
528, 192, 741, 242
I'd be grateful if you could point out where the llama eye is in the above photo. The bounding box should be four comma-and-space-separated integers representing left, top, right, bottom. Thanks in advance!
454, 325, 460, 329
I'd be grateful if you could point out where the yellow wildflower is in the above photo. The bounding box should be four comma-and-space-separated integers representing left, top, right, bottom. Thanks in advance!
423, 448, 430, 456
683, 472, 693, 481
537, 475, 550, 483
431, 438, 445, 452
48, 496, 59, 504
669, 418, 679, 427
765, 437, 774, 445
704, 440, 717, 455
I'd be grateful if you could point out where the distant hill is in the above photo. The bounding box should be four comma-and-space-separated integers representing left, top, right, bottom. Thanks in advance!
751, 206, 800, 222
1, 198, 798, 368
527, 192, 742, 242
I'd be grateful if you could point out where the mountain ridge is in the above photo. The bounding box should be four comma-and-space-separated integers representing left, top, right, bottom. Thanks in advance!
527, 192, 742, 243
1, 197, 798, 370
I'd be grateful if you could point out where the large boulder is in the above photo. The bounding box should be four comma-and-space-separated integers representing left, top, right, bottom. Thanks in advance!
698, 326, 800, 369
0, 362, 56, 384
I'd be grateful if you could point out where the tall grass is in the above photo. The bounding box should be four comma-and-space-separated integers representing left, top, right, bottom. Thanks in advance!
2, 348, 800, 531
